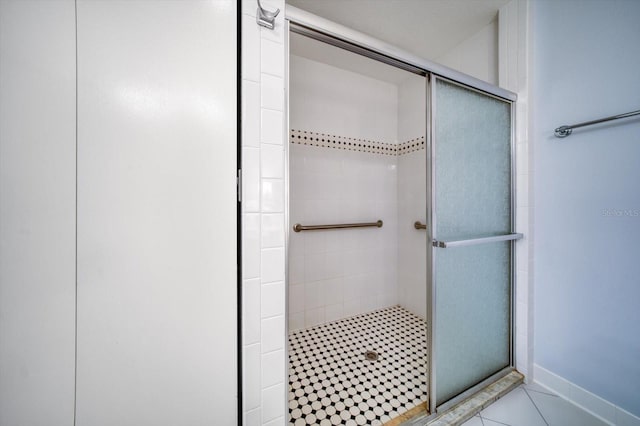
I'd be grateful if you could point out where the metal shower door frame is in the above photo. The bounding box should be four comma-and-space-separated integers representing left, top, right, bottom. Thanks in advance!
284, 6, 520, 419
426, 74, 520, 414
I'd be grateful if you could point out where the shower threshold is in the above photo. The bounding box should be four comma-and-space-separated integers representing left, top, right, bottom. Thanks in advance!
406, 370, 523, 426
288, 306, 428, 426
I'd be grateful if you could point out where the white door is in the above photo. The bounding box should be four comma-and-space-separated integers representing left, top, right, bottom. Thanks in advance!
75, 1, 237, 425
0, 1, 76, 424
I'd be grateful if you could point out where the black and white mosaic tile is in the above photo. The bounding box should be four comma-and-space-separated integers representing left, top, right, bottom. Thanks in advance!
288, 306, 428, 426
397, 136, 426, 156
290, 129, 425, 157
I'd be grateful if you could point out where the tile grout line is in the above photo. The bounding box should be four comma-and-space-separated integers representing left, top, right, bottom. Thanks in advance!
522, 387, 550, 426
262, 382, 283, 392
478, 414, 512, 426
261, 347, 285, 356
523, 386, 558, 398
260, 106, 285, 114
259, 69, 285, 79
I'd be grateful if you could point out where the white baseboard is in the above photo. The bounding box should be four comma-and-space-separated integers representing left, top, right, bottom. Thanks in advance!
533, 364, 640, 426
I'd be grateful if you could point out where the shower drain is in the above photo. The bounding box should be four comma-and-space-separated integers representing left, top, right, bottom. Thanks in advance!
364, 350, 379, 361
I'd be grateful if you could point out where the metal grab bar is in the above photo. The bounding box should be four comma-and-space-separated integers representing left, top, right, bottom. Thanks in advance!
555, 109, 640, 138
414, 221, 427, 230
293, 220, 383, 232
433, 233, 523, 248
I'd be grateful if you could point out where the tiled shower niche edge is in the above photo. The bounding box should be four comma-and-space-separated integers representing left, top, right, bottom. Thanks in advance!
290, 129, 425, 156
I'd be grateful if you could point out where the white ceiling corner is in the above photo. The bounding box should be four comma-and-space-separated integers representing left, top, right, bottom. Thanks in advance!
285, 0, 510, 61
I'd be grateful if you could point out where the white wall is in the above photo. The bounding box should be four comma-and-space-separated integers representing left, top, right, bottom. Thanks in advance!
437, 18, 499, 85
289, 55, 398, 142
532, 0, 640, 421
0, 1, 76, 424
498, 0, 534, 382
288, 55, 399, 330
1, 1, 238, 425
241, 0, 288, 424
397, 76, 428, 319
74, 2, 238, 424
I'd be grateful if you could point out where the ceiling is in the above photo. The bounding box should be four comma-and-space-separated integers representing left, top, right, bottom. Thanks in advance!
285, 0, 510, 61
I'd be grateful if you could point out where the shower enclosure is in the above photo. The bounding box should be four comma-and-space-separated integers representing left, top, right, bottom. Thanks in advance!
285, 9, 521, 424
429, 77, 517, 412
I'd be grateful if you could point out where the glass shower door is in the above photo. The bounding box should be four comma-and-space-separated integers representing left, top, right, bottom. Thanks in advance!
428, 77, 520, 409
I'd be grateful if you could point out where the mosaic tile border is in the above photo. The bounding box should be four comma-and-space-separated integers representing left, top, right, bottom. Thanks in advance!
397, 137, 426, 156
290, 129, 425, 157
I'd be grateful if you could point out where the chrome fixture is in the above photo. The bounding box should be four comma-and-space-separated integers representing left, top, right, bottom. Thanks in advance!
555, 109, 640, 138
414, 221, 427, 230
433, 233, 523, 248
292, 220, 383, 232
257, 0, 279, 30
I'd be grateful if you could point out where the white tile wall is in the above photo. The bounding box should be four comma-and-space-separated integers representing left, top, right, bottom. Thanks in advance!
260, 179, 284, 213
242, 213, 261, 278
261, 383, 285, 424
288, 145, 399, 330
288, 52, 404, 331
243, 343, 261, 410
263, 417, 286, 426
243, 278, 261, 345
243, 147, 261, 209
498, 0, 533, 381
241, 12, 260, 82
241, 1, 287, 424
261, 349, 285, 389
261, 281, 285, 318
243, 80, 260, 148
244, 408, 261, 426
260, 76, 284, 111
241, 2, 533, 423
289, 54, 399, 143
397, 150, 428, 319
397, 76, 428, 320
260, 109, 284, 144
261, 213, 284, 248
261, 248, 285, 283
261, 39, 285, 78
260, 145, 284, 179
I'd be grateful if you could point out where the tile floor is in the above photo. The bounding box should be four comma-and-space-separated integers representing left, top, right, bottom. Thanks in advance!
288, 306, 428, 425
461, 382, 609, 426
287, 305, 610, 426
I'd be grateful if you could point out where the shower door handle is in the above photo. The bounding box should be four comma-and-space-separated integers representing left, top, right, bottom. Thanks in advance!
433, 233, 523, 248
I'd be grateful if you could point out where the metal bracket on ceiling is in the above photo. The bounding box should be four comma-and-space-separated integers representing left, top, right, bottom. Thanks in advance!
257, 0, 280, 30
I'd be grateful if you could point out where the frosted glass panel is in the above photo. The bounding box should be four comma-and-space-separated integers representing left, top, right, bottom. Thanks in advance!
434, 242, 510, 403
433, 79, 512, 405
435, 80, 511, 240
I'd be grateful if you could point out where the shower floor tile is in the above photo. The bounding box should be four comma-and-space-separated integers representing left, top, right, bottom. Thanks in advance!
288, 306, 428, 426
